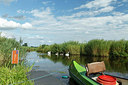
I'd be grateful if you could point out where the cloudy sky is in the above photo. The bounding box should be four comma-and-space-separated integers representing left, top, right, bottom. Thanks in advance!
0, 0, 128, 46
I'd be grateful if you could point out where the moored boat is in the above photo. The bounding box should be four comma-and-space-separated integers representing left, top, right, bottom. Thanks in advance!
69, 61, 128, 85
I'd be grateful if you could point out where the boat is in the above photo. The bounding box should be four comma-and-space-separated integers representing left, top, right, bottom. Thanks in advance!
69, 61, 128, 85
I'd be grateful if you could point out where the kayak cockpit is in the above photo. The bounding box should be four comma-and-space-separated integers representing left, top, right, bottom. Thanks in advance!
85, 61, 121, 85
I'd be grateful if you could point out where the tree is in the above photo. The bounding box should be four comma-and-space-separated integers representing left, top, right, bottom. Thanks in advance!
22, 43, 28, 46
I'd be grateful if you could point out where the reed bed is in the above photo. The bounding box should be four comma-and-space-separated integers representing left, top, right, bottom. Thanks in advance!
0, 36, 33, 85
0, 37, 27, 61
85, 39, 112, 57
36, 39, 128, 57
37, 41, 85, 55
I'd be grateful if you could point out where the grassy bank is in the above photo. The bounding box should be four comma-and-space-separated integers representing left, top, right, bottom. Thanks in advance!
0, 63, 33, 85
0, 36, 33, 85
35, 39, 128, 57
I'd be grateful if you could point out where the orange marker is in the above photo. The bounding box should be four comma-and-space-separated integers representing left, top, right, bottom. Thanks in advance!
12, 50, 19, 64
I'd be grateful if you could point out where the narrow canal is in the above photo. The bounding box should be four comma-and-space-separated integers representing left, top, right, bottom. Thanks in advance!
25, 52, 128, 85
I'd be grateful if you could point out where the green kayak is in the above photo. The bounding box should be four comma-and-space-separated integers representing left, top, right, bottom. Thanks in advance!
69, 61, 100, 85
69, 61, 128, 85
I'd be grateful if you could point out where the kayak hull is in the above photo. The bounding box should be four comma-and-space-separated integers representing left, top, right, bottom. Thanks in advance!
69, 61, 100, 85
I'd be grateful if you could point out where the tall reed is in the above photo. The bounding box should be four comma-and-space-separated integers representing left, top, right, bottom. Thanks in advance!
109, 40, 128, 57
85, 39, 111, 57
36, 39, 128, 57
0, 36, 33, 85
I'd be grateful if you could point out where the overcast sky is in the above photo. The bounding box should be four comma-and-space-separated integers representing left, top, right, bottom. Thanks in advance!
0, 0, 128, 46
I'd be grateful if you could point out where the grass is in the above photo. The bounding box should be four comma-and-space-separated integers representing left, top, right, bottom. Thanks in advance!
0, 36, 34, 85
0, 63, 34, 85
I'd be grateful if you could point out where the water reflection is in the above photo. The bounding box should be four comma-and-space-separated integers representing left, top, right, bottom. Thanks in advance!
39, 54, 128, 74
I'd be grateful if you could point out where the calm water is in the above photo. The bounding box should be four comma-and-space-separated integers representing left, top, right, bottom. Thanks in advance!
25, 52, 128, 85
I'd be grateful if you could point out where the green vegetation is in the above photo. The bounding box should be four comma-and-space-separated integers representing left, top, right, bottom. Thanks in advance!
0, 63, 34, 85
22, 43, 28, 46
35, 39, 128, 57
36, 41, 85, 55
109, 40, 128, 57
0, 36, 27, 62
0, 36, 33, 85
23, 46, 37, 52
85, 39, 112, 57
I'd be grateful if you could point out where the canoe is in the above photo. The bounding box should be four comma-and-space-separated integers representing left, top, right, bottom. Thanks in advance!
69, 61, 128, 85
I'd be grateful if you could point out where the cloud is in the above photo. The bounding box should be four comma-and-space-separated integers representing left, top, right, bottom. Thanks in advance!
58, 14, 128, 30
31, 7, 52, 18
28, 35, 44, 40
122, 0, 127, 2
22, 22, 32, 29
0, 31, 15, 38
29, 6, 128, 33
112, 12, 125, 16
30, 7, 61, 30
72, 0, 115, 17
42, 1, 55, 5
17, 10, 30, 14
2, 14, 8, 18
48, 40, 52, 43
0, 18, 32, 29
2, 14, 26, 20
57, 6, 114, 20
9, 15, 26, 20
14, 1, 128, 45
74, 0, 116, 10
17, 10, 26, 13
98, 6, 114, 12
0, 18, 20, 29
0, 0, 17, 4
42, 1, 51, 5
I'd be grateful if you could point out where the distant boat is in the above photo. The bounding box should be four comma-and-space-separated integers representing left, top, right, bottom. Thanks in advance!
69, 61, 128, 85
65, 52, 69, 56
47, 51, 51, 56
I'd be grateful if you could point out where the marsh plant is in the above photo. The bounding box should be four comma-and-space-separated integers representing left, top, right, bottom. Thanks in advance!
0, 36, 33, 85
36, 39, 128, 57
0, 63, 34, 85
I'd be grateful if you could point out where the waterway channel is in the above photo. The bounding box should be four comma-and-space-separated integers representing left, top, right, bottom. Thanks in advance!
25, 52, 128, 85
